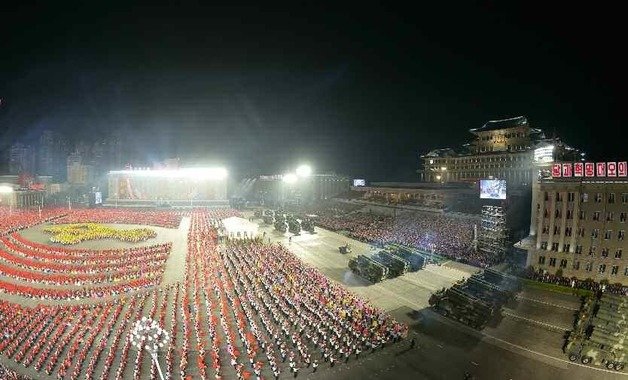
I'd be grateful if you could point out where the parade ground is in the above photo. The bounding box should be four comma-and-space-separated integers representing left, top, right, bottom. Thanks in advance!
251, 215, 628, 379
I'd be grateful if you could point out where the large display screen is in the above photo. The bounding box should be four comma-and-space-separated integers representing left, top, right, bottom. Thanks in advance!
353, 179, 366, 187
480, 179, 507, 200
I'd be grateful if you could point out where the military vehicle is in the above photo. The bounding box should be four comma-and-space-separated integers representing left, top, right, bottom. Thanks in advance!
288, 219, 301, 235
339, 244, 351, 254
566, 293, 628, 370
429, 286, 496, 329
370, 251, 409, 278
274, 220, 287, 233
428, 269, 516, 329
348, 255, 388, 283
387, 245, 426, 271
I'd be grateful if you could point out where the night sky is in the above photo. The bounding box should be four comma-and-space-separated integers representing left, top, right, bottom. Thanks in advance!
0, 3, 625, 181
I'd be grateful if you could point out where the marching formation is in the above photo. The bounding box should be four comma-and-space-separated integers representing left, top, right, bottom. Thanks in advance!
0, 207, 405, 379
43, 223, 157, 245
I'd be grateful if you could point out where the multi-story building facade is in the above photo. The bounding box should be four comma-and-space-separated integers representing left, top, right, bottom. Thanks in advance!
520, 175, 628, 284
418, 116, 579, 187
8, 142, 35, 175
67, 151, 94, 185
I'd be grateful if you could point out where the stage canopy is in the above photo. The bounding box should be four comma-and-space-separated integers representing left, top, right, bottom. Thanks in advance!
222, 216, 259, 239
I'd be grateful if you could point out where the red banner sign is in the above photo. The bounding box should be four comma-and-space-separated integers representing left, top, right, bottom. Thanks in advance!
574, 162, 583, 177
552, 163, 562, 177
562, 163, 573, 177
585, 163, 595, 177
596, 162, 607, 177
619, 162, 628, 177
607, 162, 617, 177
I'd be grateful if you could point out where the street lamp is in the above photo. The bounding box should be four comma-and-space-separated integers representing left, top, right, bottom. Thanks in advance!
130, 317, 170, 380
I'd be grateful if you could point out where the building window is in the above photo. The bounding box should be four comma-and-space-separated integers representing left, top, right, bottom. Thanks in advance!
579, 211, 586, 220
542, 225, 549, 234
538, 256, 546, 265
581, 193, 589, 203
586, 262, 593, 272
568, 192, 575, 202
592, 229, 599, 239
609, 193, 616, 204
544, 192, 549, 201
622, 193, 628, 204
560, 259, 568, 268
544, 209, 550, 218
605, 230, 613, 240
556, 192, 563, 202
555, 209, 562, 219
565, 227, 572, 237
589, 246, 597, 256
599, 264, 607, 274
540, 241, 548, 250
549, 257, 556, 267
553, 226, 560, 235
621, 212, 627, 223
551, 242, 559, 252
612, 266, 619, 275
566, 209, 573, 219
615, 249, 623, 259
595, 193, 603, 203
575, 245, 583, 254
578, 227, 585, 237
593, 211, 600, 221
601, 248, 609, 258
573, 261, 580, 270
619, 230, 625, 241
563, 244, 571, 253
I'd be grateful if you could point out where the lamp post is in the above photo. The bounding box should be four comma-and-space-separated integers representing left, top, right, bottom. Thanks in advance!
130, 317, 170, 380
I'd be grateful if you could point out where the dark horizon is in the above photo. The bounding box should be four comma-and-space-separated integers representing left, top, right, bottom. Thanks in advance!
1, 3, 625, 181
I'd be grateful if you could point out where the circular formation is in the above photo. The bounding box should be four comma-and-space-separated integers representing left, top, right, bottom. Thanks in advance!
43, 223, 157, 245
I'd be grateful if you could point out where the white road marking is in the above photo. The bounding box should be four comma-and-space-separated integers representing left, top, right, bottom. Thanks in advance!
502, 310, 570, 332
515, 295, 579, 311
481, 332, 628, 376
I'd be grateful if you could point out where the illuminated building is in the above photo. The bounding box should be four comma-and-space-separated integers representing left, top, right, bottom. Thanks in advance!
517, 165, 628, 285
418, 116, 580, 187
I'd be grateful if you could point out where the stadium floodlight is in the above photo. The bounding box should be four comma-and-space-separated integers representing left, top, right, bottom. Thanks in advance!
283, 173, 298, 184
0, 185, 14, 193
130, 318, 170, 380
296, 164, 312, 178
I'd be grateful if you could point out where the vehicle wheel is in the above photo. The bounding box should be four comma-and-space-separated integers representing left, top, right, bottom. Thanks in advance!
607, 362, 616, 369
568, 354, 578, 362
615, 363, 624, 371
581, 357, 591, 364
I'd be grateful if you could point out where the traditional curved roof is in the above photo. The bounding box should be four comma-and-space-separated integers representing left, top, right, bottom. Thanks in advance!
470, 116, 528, 133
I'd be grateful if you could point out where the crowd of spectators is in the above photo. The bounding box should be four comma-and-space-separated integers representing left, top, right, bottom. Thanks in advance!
310, 206, 496, 268
524, 268, 628, 296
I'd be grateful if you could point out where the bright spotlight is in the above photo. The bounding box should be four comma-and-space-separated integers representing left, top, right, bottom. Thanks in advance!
296, 165, 312, 178
0, 185, 14, 194
283, 173, 298, 184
